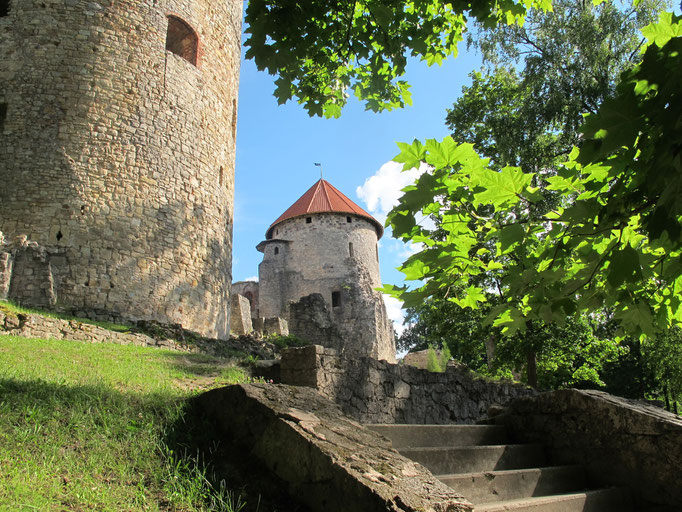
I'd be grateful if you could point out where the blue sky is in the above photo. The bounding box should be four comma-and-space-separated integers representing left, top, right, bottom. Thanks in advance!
232, 29, 483, 332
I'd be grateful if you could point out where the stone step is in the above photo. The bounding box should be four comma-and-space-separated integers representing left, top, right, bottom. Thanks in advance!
473, 488, 632, 512
398, 444, 546, 475
438, 466, 586, 504
366, 424, 508, 449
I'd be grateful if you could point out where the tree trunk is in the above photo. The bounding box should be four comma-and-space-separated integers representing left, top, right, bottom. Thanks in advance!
485, 334, 497, 369
527, 351, 538, 389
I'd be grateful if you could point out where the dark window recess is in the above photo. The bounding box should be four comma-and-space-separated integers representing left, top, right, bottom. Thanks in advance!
348, 242, 354, 257
274, 247, 279, 255
166, 16, 199, 66
376, 244, 379, 261
306, 217, 312, 224
0, 103, 7, 131
219, 166, 224, 186
0, 0, 8, 17
346, 216, 351, 223
331, 291, 341, 308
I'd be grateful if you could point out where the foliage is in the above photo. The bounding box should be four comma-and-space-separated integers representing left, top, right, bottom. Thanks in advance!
425, 343, 451, 373
244, 0, 552, 117
382, 12, 682, 341
400, 296, 623, 388
446, 0, 667, 175
269, 333, 310, 350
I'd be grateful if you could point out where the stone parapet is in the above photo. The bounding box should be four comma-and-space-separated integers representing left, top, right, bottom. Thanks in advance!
493, 389, 682, 510
281, 345, 534, 424
197, 383, 473, 512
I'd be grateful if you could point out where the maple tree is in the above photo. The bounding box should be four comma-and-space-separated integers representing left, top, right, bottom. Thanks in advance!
382, 12, 682, 340
244, 0, 552, 117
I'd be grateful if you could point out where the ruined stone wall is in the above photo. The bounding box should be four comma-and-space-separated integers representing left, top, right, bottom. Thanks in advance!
494, 389, 682, 509
0, 0, 242, 338
281, 346, 534, 424
231, 281, 260, 317
258, 213, 394, 361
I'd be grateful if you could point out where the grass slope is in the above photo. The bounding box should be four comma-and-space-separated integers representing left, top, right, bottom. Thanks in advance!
0, 335, 250, 512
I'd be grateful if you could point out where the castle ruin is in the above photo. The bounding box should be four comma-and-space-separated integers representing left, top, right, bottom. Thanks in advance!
0, 0, 242, 338
237, 179, 396, 362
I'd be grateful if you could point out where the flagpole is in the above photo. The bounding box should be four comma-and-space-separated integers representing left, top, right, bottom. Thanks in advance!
314, 162, 323, 180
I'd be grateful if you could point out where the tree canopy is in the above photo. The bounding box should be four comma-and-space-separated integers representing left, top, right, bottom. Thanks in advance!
382, 11, 682, 340
244, 0, 551, 117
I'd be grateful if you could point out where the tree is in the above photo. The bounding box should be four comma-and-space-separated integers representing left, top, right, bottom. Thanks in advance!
399, 294, 623, 388
244, 0, 551, 117
394, 0, 663, 387
382, 12, 682, 341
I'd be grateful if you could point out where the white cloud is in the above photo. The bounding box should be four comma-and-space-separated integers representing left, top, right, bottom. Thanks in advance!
244, 276, 259, 282
356, 161, 429, 224
383, 294, 406, 336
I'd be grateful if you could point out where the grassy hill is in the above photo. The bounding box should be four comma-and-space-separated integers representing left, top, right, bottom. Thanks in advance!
0, 334, 255, 511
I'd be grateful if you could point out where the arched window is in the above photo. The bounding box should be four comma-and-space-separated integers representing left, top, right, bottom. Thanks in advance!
166, 16, 199, 66
274, 247, 279, 255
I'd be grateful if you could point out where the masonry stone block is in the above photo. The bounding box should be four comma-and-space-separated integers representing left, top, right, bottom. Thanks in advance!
229, 294, 253, 335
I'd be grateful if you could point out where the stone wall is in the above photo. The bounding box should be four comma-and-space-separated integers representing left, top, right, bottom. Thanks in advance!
493, 389, 682, 510
0, 305, 279, 360
281, 345, 534, 424
258, 213, 395, 362
0, 0, 242, 338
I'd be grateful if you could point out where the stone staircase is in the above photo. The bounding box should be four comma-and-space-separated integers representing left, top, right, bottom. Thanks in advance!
367, 424, 632, 512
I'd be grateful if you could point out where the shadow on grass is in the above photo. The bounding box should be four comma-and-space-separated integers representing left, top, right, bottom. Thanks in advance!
164, 395, 311, 512
0, 378, 307, 512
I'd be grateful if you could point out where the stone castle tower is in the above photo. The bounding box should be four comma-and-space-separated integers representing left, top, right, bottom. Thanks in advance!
0, 0, 242, 338
254, 179, 395, 361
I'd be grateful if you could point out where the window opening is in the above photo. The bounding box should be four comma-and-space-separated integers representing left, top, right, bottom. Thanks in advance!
166, 16, 199, 66
348, 242, 354, 257
376, 244, 379, 261
219, 166, 224, 186
331, 291, 341, 308
306, 217, 312, 224
0, 103, 7, 131
274, 247, 279, 255
346, 216, 352, 223
0, 0, 8, 17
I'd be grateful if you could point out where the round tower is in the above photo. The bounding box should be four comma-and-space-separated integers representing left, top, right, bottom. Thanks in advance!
257, 180, 395, 361
0, 0, 241, 337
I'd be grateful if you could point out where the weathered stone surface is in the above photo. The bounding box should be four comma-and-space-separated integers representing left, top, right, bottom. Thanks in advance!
281, 345, 534, 424
229, 294, 253, 335
264, 316, 289, 336
287, 293, 345, 349
0, 0, 242, 339
493, 389, 682, 509
197, 383, 473, 512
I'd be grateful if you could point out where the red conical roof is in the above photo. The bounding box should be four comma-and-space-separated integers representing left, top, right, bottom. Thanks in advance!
266, 179, 383, 239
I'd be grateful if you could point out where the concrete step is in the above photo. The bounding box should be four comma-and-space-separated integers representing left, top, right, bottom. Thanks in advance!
366, 424, 508, 449
398, 444, 546, 475
439, 466, 586, 504
473, 488, 632, 512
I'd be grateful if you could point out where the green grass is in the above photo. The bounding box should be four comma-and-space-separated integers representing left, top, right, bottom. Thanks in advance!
0, 335, 251, 511
0, 299, 132, 333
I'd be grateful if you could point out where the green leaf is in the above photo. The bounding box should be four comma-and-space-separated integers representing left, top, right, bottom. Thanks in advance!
394, 140, 427, 171
471, 166, 533, 207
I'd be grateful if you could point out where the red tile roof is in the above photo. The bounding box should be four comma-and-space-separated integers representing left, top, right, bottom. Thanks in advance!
266, 179, 384, 239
